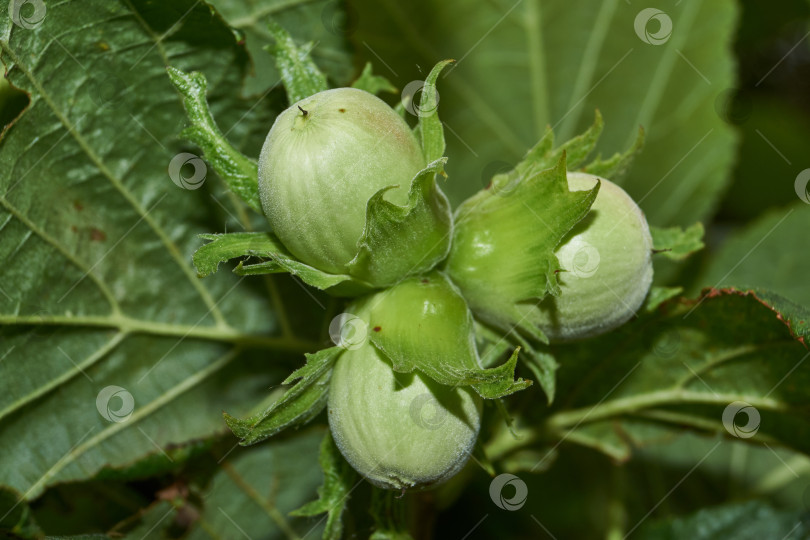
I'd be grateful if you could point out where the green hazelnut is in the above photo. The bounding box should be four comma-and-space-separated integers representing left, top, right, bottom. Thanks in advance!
328, 340, 482, 490
258, 87, 451, 287
531, 172, 653, 340
446, 165, 652, 343
326, 271, 493, 490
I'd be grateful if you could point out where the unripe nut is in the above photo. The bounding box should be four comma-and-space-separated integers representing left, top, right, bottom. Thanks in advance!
258, 88, 425, 276
533, 172, 653, 340
328, 342, 481, 491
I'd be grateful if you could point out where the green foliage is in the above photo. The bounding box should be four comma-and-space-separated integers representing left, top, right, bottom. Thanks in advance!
291, 432, 356, 540
266, 21, 329, 104
0, 486, 41, 539
351, 62, 398, 95
0, 0, 319, 503
651, 223, 706, 260
544, 288, 810, 460
184, 430, 327, 539
352, 0, 739, 228
697, 205, 810, 306
206, 0, 354, 96
637, 500, 810, 539
167, 67, 262, 212
346, 159, 453, 287
1, 0, 808, 537
415, 59, 454, 163
193, 232, 371, 294
225, 348, 342, 446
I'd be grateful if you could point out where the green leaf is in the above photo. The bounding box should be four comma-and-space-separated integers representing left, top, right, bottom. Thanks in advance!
510, 109, 604, 178
476, 318, 558, 403
644, 286, 684, 312
651, 223, 705, 260
697, 204, 810, 307
167, 67, 262, 212
193, 232, 371, 294
352, 62, 397, 95
546, 288, 810, 460
185, 430, 326, 540
637, 500, 810, 539
353, 0, 738, 227
206, 0, 354, 96
0, 0, 314, 499
466, 348, 531, 399
583, 123, 645, 181
474, 320, 513, 369
266, 21, 328, 105
110, 501, 175, 539
494, 109, 642, 185
290, 432, 356, 540
359, 272, 532, 399
346, 159, 453, 287
224, 347, 341, 446
517, 341, 559, 405
94, 437, 215, 482
416, 60, 454, 163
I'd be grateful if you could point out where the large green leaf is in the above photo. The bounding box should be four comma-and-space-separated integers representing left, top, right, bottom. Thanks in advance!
207, 0, 355, 96
107, 431, 324, 539
637, 500, 810, 539
184, 430, 326, 540
0, 0, 335, 499
697, 204, 810, 307
353, 0, 738, 227
542, 288, 810, 461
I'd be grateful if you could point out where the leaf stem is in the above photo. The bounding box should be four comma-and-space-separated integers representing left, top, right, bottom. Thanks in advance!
547, 390, 788, 429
